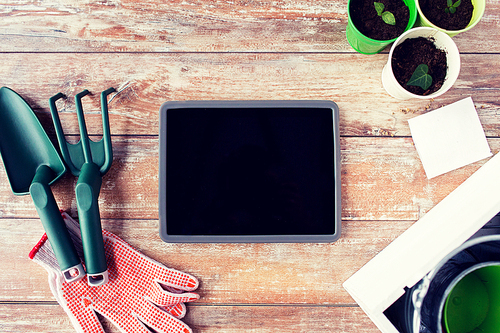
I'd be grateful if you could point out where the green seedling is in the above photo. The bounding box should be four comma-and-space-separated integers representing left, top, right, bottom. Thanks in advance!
445, 0, 461, 13
374, 2, 396, 25
407, 64, 433, 90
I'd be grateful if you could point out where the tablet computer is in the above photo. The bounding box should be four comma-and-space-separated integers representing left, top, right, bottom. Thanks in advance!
159, 100, 340, 243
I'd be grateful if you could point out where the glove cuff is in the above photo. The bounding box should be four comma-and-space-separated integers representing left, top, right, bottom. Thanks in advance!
29, 233, 49, 260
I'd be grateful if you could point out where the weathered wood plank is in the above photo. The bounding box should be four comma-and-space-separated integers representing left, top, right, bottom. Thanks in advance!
0, 303, 378, 332
185, 304, 379, 332
0, 137, 497, 221
0, 218, 412, 303
0, 0, 498, 53
0, 53, 499, 138
341, 137, 500, 221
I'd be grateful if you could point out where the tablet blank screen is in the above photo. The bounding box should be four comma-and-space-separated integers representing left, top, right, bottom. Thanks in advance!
165, 107, 336, 236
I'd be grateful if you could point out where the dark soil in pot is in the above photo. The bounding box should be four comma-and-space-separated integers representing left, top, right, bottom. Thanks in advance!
391, 37, 448, 95
350, 0, 410, 40
419, 0, 474, 30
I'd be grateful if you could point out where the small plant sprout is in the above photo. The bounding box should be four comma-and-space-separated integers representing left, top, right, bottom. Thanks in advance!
445, 0, 461, 13
407, 64, 433, 90
374, 2, 396, 25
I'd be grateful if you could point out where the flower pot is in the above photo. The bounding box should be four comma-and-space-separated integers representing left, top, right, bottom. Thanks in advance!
346, 0, 418, 54
416, 0, 485, 36
381, 27, 460, 100
382, 234, 500, 333
443, 264, 500, 333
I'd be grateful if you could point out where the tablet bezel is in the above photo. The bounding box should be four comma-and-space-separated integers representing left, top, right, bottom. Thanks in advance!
159, 100, 341, 243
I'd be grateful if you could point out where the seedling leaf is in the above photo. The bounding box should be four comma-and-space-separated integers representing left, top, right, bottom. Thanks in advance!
382, 11, 396, 25
445, 0, 461, 13
374, 2, 396, 25
374, 2, 385, 15
407, 64, 433, 90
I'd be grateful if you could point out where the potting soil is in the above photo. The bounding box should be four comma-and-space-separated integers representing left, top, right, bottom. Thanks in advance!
391, 37, 447, 96
349, 0, 410, 40
419, 0, 474, 30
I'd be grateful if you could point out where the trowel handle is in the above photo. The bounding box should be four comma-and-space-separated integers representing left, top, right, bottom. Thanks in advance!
75, 162, 108, 287
30, 165, 85, 283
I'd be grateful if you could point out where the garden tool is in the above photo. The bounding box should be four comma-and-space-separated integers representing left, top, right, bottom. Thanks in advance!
0, 86, 84, 283
49, 87, 115, 286
30, 211, 199, 333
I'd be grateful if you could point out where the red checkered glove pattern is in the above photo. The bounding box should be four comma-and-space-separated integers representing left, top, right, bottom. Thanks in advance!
30, 212, 199, 333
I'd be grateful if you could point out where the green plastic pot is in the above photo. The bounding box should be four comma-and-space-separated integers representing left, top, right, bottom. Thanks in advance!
443, 263, 500, 333
346, 0, 418, 54
416, 0, 486, 36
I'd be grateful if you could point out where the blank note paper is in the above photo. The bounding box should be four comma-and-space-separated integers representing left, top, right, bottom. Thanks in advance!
408, 97, 492, 179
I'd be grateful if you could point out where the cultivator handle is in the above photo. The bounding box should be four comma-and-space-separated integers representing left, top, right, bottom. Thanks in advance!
75, 162, 108, 286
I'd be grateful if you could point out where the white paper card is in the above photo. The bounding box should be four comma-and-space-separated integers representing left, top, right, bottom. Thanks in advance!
408, 97, 491, 179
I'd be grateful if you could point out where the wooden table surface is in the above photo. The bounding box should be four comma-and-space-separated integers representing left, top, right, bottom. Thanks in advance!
1, 0, 500, 332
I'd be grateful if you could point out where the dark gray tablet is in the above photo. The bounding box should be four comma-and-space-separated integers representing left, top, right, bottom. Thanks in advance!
159, 100, 341, 243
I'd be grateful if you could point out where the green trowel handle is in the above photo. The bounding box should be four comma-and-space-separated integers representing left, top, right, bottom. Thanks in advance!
76, 162, 107, 280
30, 165, 82, 274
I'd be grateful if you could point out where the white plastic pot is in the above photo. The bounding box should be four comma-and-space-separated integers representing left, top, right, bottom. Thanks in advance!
381, 27, 460, 100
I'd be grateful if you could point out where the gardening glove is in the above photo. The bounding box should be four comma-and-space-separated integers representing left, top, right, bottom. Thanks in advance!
30, 211, 200, 333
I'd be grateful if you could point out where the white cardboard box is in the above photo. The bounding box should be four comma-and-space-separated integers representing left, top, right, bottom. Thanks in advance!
343, 152, 500, 333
